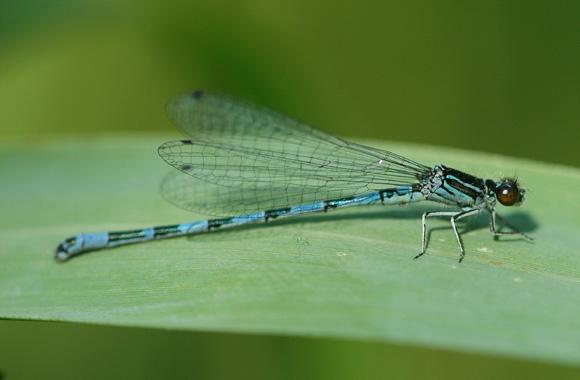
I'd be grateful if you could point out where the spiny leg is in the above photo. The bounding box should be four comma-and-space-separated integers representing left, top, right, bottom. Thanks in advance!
414, 211, 460, 260
490, 209, 534, 241
450, 208, 482, 262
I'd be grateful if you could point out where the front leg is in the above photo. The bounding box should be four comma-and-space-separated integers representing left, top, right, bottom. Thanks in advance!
489, 209, 534, 241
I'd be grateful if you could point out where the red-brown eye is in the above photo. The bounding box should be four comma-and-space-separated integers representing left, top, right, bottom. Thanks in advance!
495, 182, 519, 206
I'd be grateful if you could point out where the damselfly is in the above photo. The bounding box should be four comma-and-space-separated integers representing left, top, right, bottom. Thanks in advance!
56, 91, 532, 263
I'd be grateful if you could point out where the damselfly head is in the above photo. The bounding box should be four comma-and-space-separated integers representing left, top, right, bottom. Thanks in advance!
494, 178, 525, 206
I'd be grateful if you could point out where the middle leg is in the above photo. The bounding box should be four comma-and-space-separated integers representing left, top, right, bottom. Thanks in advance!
414, 210, 461, 260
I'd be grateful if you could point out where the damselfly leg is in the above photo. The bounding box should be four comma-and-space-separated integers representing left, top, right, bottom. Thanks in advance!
490, 209, 534, 241
415, 208, 482, 262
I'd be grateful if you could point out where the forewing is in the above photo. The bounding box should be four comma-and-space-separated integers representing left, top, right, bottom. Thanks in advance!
159, 92, 429, 215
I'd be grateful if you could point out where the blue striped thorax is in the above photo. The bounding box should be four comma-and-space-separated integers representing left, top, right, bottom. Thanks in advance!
425, 165, 486, 207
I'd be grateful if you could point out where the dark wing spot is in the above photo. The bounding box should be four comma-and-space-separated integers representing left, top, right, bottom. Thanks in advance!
181, 140, 193, 144
192, 90, 204, 99
180, 164, 193, 171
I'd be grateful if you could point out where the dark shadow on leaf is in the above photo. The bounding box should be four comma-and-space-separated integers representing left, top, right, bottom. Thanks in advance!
423, 211, 538, 251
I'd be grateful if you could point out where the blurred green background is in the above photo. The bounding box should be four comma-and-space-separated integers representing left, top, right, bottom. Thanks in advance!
2, 320, 580, 380
1, 0, 579, 378
0, 0, 578, 166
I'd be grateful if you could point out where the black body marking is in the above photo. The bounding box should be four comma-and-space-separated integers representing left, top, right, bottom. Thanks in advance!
445, 178, 480, 200
265, 207, 291, 222
485, 179, 496, 191
207, 218, 229, 230
153, 225, 180, 238
108, 229, 142, 243
325, 196, 355, 210
445, 168, 484, 189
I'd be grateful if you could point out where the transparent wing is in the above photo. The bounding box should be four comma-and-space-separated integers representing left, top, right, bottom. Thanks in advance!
159, 91, 430, 215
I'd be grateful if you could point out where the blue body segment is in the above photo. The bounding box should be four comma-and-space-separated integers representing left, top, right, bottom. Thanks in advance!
55, 187, 425, 261
290, 202, 325, 214
179, 221, 209, 234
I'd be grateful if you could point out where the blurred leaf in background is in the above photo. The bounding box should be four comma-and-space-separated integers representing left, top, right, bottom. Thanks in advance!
2, 320, 580, 380
0, 0, 578, 166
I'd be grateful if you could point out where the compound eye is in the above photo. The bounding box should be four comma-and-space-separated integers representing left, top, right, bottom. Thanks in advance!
495, 182, 519, 206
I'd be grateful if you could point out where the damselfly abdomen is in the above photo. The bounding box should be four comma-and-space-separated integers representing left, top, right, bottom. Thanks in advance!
56, 91, 532, 263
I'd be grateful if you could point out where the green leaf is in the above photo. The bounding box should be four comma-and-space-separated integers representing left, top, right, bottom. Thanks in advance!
1, 135, 579, 365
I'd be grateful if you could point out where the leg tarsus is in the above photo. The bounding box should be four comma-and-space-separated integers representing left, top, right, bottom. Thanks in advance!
413, 252, 425, 260
450, 215, 465, 262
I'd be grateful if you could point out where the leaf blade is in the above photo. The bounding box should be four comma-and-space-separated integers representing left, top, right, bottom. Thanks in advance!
1, 135, 579, 365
